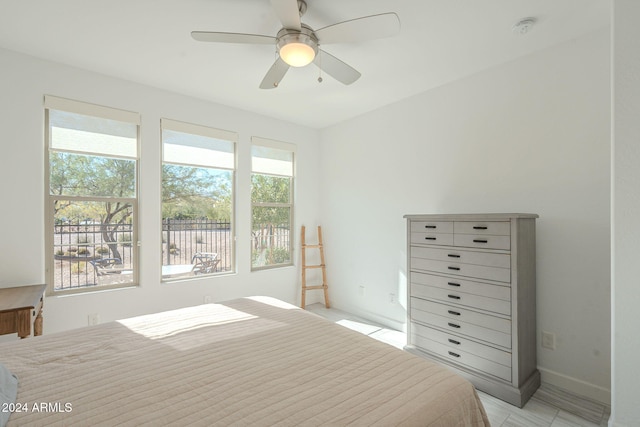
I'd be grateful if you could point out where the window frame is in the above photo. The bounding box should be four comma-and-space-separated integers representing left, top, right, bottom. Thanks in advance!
44, 95, 140, 296
250, 137, 296, 271
160, 118, 237, 281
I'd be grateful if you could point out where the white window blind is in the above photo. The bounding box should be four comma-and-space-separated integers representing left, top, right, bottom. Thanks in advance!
162, 118, 236, 169
45, 95, 139, 159
251, 137, 295, 177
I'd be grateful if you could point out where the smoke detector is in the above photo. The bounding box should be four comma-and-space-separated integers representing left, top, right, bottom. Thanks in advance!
512, 18, 536, 35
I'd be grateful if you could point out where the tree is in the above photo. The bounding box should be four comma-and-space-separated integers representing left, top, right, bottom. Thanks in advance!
161, 165, 231, 221
251, 174, 291, 225
251, 174, 292, 265
50, 152, 136, 260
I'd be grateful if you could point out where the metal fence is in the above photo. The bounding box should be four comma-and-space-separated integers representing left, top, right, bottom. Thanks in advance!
53, 219, 290, 290
162, 219, 232, 270
52, 219, 233, 291
251, 223, 292, 267
53, 222, 134, 291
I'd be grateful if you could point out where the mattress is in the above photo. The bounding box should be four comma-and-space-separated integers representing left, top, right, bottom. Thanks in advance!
1, 296, 489, 426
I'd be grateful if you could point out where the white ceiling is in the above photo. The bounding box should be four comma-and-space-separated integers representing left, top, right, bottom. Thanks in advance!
0, 0, 609, 129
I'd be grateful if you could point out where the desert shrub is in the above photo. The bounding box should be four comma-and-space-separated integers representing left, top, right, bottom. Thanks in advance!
119, 234, 132, 247
71, 262, 86, 274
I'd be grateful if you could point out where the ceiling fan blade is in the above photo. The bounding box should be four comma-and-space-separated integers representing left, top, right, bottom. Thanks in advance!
270, 0, 302, 31
315, 13, 400, 44
314, 50, 361, 85
260, 57, 290, 89
191, 31, 275, 44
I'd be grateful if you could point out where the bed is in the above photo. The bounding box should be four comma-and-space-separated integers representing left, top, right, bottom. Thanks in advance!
1, 296, 489, 426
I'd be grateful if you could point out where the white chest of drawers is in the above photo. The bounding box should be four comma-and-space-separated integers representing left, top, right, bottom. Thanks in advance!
404, 213, 539, 407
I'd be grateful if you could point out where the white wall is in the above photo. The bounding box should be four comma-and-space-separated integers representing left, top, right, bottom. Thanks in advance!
0, 47, 321, 334
320, 30, 611, 403
611, 1, 640, 425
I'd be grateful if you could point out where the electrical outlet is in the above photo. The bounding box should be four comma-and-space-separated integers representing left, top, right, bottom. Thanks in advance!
542, 331, 556, 350
204, 295, 212, 304
88, 313, 100, 326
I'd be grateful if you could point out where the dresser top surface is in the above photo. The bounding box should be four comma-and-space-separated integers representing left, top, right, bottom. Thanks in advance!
403, 213, 539, 220
0, 284, 46, 312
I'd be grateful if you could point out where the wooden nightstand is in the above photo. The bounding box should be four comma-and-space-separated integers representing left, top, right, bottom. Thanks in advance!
0, 284, 46, 338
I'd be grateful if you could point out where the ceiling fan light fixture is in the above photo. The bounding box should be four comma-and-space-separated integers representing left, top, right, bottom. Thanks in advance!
280, 42, 315, 67
277, 26, 318, 67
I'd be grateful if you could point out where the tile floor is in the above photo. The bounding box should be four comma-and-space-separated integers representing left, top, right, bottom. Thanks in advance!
306, 303, 610, 427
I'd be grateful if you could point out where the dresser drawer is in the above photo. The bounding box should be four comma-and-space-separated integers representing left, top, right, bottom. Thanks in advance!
412, 298, 511, 334
411, 257, 511, 283
412, 322, 511, 367
411, 281, 511, 316
410, 221, 453, 246
410, 232, 453, 246
411, 297, 511, 348
411, 246, 511, 269
412, 326, 512, 382
411, 272, 511, 299
453, 234, 511, 250
454, 221, 511, 236
411, 221, 454, 234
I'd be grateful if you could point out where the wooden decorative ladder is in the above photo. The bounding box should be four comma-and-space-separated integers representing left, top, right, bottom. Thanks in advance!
300, 225, 330, 309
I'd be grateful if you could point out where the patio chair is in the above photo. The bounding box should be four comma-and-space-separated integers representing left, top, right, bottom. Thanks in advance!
191, 252, 220, 275
89, 258, 125, 276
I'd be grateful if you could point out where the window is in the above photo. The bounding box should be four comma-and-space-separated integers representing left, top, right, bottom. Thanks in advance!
251, 137, 295, 270
45, 96, 139, 294
161, 119, 236, 280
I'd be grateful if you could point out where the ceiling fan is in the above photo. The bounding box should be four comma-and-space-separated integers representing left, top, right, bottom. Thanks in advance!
191, 0, 400, 89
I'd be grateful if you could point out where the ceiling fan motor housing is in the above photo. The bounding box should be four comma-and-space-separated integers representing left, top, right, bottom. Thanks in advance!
276, 24, 318, 67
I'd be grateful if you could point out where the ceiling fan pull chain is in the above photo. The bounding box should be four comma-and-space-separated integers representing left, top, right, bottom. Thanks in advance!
318, 51, 323, 83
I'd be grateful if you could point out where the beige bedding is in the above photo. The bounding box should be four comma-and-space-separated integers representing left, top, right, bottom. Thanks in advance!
1, 297, 489, 426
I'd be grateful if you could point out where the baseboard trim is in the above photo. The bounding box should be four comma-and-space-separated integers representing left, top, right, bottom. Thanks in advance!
332, 303, 407, 332
539, 367, 610, 406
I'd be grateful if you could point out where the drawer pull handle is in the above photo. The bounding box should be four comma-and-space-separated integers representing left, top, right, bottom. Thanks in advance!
447, 282, 461, 287
448, 310, 461, 316
448, 338, 461, 345
448, 294, 461, 300
448, 351, 461, 358
473, 226, 488, 230
424, 225, 437, 229
425, 237, 437, 240
473, 239, 488, 243
448, 266, 460, 271
448, 322, 461, 328
447, 254, 460, 258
